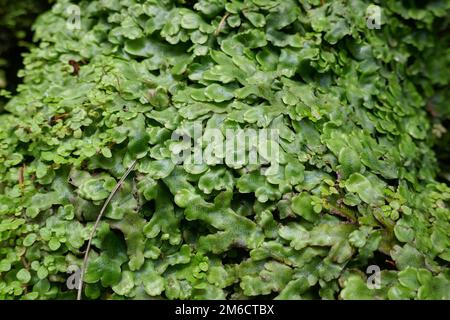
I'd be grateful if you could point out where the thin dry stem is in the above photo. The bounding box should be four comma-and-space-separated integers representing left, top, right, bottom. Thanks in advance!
77, 159, 137, 300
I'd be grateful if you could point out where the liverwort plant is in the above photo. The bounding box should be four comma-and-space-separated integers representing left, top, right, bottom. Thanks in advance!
170, 124, 280, 171
0, 0, 449, 300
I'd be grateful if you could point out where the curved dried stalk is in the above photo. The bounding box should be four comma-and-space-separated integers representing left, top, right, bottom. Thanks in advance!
77, 159, 137, 300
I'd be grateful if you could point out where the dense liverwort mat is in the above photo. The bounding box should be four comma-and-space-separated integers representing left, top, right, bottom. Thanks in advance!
0, 0, 449, 300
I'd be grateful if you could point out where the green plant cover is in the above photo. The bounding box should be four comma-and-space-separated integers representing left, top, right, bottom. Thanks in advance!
0, 0, 449, 300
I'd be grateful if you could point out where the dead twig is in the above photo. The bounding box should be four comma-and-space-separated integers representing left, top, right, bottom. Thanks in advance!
330, 208, 357, 224
69, 60, 80, 76
18, 164, 25, 188
77, 159, 137, 300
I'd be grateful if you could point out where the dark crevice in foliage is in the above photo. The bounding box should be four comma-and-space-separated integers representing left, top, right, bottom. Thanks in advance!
0, 0, 52, 106
435, 119, 450, 184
